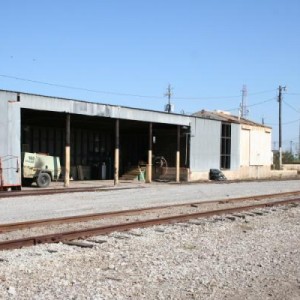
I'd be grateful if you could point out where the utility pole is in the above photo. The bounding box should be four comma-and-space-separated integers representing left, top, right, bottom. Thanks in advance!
240, 85, 249, 118
278, 85, 286, 169
164, 84, 173, 113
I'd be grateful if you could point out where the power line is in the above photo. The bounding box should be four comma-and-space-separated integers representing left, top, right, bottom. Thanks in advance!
283, 100, 300, 113
273, 137, 300, 143
286, 92, 300, 95
226, 97, 276, 112
0, 74, 162, 99
173, 89, 276, 100
266, 118, 300, 126
281, 118, 300, 125
174, 89, 276, 100
247, 97, 277, 108
0, 74, 277, 101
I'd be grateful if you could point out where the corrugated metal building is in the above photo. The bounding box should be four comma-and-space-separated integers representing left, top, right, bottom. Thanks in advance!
192, 110, 273, 180
0, 90, 274, 189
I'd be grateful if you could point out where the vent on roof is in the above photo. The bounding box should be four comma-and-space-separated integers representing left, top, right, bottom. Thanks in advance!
215, 110, 231, 115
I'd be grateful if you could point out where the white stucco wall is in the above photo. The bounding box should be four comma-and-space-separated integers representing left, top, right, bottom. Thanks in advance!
240, 125, 272, 167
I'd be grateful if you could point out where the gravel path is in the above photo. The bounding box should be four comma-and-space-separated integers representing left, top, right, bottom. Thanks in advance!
1, 180, 300, 223
0, 204, 299, 299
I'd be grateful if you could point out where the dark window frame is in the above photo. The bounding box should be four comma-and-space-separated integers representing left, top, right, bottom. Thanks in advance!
220, 123, 231, 169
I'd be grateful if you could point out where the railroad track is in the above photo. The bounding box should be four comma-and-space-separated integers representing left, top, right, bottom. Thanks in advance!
1, 190, 300, 233
0, 191, 300, 234
1, 178, 299, 199
0, 191, 299, 251
0, 185, 144, 199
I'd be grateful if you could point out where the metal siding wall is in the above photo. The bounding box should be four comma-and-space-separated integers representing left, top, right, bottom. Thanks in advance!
190, 118, 221, 171
230, 124, 240, 170
0, 97, 9, 158
0, 92, 21, 186
17, 93, 191, 126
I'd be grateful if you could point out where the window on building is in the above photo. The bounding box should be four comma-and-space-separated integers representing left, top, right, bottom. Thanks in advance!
220, 123, 231, 169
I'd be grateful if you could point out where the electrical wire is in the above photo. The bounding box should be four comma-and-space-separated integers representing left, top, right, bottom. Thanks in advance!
265, 118, 300, 126
225, 97, 276, 112
0, 74, 277, 101
173, 89, 276, 100
265, 100, 300, 126
272, 138, 299, 145
0, 74, 162, 99
283, 100, 300, 113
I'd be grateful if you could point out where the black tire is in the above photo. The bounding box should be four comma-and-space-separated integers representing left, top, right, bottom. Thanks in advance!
36, 173, 51, 188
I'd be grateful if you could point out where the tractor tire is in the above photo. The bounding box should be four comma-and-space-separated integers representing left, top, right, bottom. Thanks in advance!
36, 173, 51, 188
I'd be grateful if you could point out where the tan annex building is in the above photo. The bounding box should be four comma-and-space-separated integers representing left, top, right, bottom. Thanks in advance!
192, 110, 295, 180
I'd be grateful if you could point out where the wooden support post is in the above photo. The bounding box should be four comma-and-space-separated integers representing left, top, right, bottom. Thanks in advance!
146, 123, 153, 183
64, 113, 71, 187
176, 125, 180, 183
114, 119, 119, 185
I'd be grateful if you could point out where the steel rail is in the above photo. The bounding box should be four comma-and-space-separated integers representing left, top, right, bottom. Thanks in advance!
0, 198, 299, 251
1, 179, 299, 199
1, 191, 300, 233
0, 186, 144, 199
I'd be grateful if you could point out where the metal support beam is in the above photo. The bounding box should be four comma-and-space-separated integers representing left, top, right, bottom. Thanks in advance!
114, 119, 119, 185
64, 113, 71, 187
146, 123, 152, 183
176, 125, 180, 183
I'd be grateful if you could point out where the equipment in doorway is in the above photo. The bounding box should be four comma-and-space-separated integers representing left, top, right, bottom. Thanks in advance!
22, 152, 61, 188
0, 155, 21, 191
209, 169, 226, 181
154, 156, 168, 176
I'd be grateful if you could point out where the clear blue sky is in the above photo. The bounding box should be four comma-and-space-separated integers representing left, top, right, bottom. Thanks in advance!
1, 0, 300, 152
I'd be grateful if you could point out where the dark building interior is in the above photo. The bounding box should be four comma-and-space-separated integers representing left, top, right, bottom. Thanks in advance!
21, 108, 189, 181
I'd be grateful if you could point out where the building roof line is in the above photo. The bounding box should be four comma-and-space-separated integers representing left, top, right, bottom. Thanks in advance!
0, 88, 190, 119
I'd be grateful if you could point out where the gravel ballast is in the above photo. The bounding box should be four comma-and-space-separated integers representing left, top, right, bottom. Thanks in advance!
0, 204, 299, 299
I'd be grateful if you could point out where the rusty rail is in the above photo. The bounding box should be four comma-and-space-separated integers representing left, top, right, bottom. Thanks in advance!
0, 197, 299, 251
0, 185, 144, 198
1, 191, 300, 233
